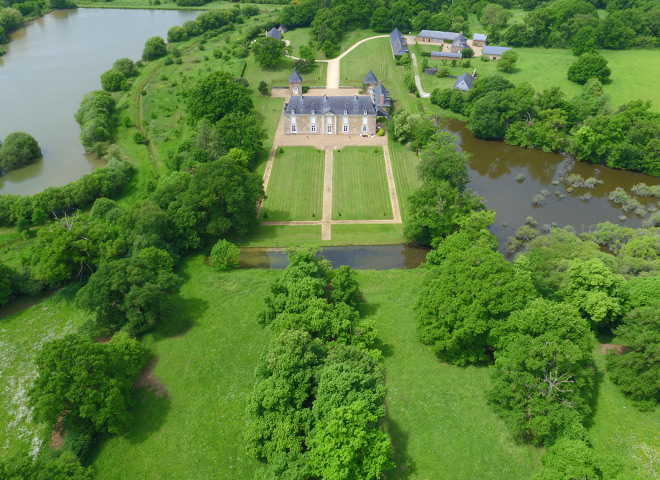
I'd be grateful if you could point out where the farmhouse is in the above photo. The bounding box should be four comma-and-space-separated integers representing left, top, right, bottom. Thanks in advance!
483, 45, 511, 60
266, 27, 281, 40
390, 28, 409, 56
283, 70, 384, 135
451, 34, 469, 53
431, 51, 462, 60
416, 30, 461, 44
472, 33, 487, 47
453, 72, 475, 91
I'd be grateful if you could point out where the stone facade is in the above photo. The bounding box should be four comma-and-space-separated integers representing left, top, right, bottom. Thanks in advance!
283, 112, 377, 136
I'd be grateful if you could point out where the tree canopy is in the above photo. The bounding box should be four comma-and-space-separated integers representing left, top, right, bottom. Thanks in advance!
186, 70, 253, 124
567, 53, 611, 84
253, 36, 286, 68
0, 131, 41, 172
142, 36, 167, 61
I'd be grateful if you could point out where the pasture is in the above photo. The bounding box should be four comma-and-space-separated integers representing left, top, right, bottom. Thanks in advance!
332, 147, 393, 220
259, 147, 325, 222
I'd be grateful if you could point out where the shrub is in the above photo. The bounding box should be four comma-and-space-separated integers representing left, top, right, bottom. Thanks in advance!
142, 36, 167, 61
258, 80, 269, 95
100, 69, 124, 92
167, 25, 188, 43
567, 53, 611, 84
209, 239, 240, 270
0, 132, 41, 172
112, 58, 137, 77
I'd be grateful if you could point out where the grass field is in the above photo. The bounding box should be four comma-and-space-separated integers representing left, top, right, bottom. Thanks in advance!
0, 283, 87, 459
356, 270, 544, 479
252, 95, 285, 176
332, 147, 393, 220
259, 147, 324, 222
244, 54, 326, 88
285, 27, 382, 60
388, 139, 422, 223
415, 45, 660, 111
75, 0, 282, 13
90, 257, 274, 479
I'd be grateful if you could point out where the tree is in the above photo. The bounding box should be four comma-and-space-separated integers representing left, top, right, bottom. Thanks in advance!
559, 258, 624, 329
415, 244, 537, 365
0, 451, 93, 480
167, 25, 188, 43
186, 70, 253, 123
606, 306, 660, 409
0, 132, 41, 171
418, 131, 470, 191
369, 6, 391, 32
295, 44, 316, 72
321, 40, 338, 58
29, 333, 144, 434
497, 50, 519, 73
75, 247, 180, 336
112, 58, 138, 77
462, 47, 474, 59
215, 112, 266, 166
480, 3, 512, 31
209, 239, 240, 270
572, 26, 598, 56
100, 69, 124, 92
330, 265, 361, 309
489, 299, 594, 445
0, 261, 14, 306
308, 400, 394, 480
258, 80, 269, 95
142, 36, 167, 61
532, 437, 599, 480
567, 53, 611, 84
253, 36, 286, 68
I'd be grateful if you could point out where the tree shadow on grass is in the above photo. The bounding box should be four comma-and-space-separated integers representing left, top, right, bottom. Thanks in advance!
151, 295, 208, 340
584, 355, 605, 428
124, 385, 172, 445
383, 415, 417, 479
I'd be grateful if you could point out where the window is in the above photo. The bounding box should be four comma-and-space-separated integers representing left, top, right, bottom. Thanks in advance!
362, 125, 368, 133
293, 86, 299, 94
344, 109, 347, 115
343, 125, 349, 133
327, 124, 332, 134
363, 109, 367, 115
311, 125, 317, 132
291, 124, 297, 134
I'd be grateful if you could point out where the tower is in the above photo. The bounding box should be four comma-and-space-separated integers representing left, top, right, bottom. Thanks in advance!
289, 67, 303, 96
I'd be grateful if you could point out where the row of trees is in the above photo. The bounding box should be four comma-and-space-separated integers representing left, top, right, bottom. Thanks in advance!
431, 74, 660, 176
245, 247, 393, 479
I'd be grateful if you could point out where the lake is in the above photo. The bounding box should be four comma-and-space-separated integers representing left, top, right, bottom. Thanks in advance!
0, 8, 199, 195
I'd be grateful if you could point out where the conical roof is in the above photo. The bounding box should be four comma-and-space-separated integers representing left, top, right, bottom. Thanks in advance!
289, 67, 302, 84
363, 70, 378, 85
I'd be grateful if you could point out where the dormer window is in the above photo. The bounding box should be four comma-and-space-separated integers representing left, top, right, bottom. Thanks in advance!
344, 109, 347, 115
311, 109, 315, 114
292, 108, 295, 115
364, 109, 367, 115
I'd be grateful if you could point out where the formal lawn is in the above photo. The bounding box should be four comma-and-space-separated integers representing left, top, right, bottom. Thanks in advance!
259, 147, 325, 222
356, 270, 544, 479
252, 95, 284, 176
91, 257, 274, 480
285, 27, 383, 60
388, 138, 422, 223
416, 46, 660, 111
0, 283, 87, 459
332, 147, 393, 220
588, 347, 660, 478
243, 55, 325, 88
340, 37, 425, 114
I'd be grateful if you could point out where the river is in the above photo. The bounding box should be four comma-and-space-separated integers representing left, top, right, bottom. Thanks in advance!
0, 8, 199, 195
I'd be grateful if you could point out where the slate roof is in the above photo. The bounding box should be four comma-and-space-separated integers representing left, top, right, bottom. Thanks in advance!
266, 27, 281, 40
431, 51, 462, 59
452, 34, 468, 48
289, 67, 302, 84
483, 45, 512, 56
371, 82, 391, 108
278, 25, 287, 33
417, 30, 460, 41
453, 73, 475, 91
364, 70, 378, 85
424, 67, 439, 75
284, 96, 377, 116
473, 33, 487, 42
390, 28, 408, 56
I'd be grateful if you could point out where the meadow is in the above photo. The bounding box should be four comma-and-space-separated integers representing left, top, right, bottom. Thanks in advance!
258, 147, 325, 222
332, 146, 393, 220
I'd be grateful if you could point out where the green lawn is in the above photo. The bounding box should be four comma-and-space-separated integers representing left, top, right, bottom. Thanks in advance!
259, 147, 325, 222
284, 27, 382, 60
588, 347, 660, 478
0, 283, 87, 459
356, 270, 544, 479
340, 37, 425, 114
332, 147, 393, 220
91, 257, 274, 479
75, 0, 282, 14
416, 46, 660, 111
388, 139, 422, 223
244, 55, 325, 88
252, 95, 284, 176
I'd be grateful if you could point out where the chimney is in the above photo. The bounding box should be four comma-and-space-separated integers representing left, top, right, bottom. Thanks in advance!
324, 94, 327, 101
354, 93, 358, 100
380, 94, 384, 105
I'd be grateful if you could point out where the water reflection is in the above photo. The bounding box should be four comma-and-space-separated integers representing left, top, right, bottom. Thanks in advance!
239, 245, 431, 270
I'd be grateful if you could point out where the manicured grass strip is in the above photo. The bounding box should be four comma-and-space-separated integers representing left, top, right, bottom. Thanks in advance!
355, 270, 544, 480
388, 139, 422, 223
332, 146, 392, 220
260, 147, 324, 222
329, 224, 405, 245
339, 37, 423, 114
587, 347, 660, 478
92, 258, 274, 480
252, 95, 284, 176
0, 283, 87, 459
233, 224, 323, 247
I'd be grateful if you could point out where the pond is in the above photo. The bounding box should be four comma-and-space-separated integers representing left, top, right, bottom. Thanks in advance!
0, 8, 199, 195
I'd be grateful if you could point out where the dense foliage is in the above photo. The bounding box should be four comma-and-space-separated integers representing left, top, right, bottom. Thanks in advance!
245, 248, 392, 479
0, 451, 93, 480
209, 239, 240, 270
74, 90, 115, 154
142, 36, 167, 61
567, 53, 611, 84
252, 36, 286, 68
0, 131, 41, 172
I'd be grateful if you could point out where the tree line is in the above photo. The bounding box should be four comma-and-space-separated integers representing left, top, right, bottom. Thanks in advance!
402, 129, 660, 477
431, 74, 660, 176
245, 247, 393, 480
